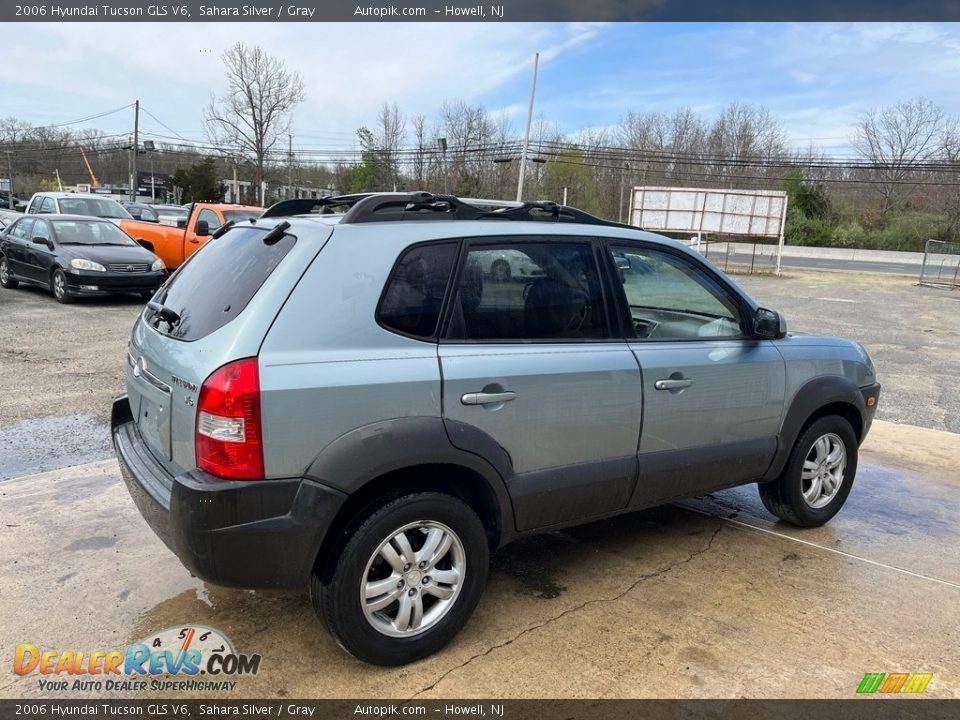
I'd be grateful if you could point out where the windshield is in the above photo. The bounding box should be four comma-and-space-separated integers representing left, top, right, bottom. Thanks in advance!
52, 219, 137, 246
223, 209, 263, 222
57, 197, 133, 219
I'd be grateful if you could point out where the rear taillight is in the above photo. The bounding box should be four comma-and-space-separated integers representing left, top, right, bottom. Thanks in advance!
196, 358, 264, 480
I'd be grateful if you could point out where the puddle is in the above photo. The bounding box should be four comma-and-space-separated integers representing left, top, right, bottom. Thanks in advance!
0, 414, 112, 480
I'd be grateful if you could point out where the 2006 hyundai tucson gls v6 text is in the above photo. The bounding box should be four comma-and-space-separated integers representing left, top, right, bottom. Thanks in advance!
112, 193, 880, 666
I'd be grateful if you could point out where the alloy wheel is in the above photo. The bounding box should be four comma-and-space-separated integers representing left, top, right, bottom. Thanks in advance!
360, 520, 465, 638
801, 432, 846, 509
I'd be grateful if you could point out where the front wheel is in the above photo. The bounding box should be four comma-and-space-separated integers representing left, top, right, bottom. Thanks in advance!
758, 415, 858, 527
51, 268, 73, 304
0, 256, 18, 289
313, 492, 489, 665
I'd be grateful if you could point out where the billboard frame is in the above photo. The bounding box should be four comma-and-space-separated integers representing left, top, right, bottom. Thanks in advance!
630, 186, 789, 275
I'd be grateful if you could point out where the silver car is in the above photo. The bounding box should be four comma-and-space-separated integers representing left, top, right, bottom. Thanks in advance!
112, 193, 880, 666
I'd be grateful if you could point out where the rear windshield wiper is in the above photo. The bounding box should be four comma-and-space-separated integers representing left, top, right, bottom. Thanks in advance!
146, 301, 181, 326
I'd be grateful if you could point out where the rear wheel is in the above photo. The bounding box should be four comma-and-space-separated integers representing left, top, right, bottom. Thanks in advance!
758, 415, 858, 527
0, 256, 18, 289
313, 492, 489, 665
51, 268, 73, 304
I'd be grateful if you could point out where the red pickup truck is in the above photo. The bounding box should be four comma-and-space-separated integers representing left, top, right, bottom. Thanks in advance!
120, 203, 264, 270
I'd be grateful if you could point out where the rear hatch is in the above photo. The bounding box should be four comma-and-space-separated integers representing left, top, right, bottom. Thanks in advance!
125, 221, 329, 474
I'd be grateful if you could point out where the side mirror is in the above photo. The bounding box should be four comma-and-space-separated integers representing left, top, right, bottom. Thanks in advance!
195, 220, 210, 237
32, 236, 52, 249
753, 307, 787, 339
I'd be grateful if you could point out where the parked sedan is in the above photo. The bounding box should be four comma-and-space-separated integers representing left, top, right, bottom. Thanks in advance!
0, 215, 165, 303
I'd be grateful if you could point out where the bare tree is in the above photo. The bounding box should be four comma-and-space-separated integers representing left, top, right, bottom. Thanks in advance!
204, 43, 305, 205
375, 102, 406, 191
852, 97, 950, 214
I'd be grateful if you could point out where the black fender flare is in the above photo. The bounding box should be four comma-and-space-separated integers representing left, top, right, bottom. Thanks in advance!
763, 375, 867, 481
304, 416, 517, 544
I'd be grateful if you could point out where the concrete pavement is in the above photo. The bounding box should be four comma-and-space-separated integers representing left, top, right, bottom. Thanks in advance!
2, 420, 958, 700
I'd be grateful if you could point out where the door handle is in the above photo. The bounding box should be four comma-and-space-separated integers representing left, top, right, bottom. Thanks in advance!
461, 391, 517, 406
655, 378, 693, 391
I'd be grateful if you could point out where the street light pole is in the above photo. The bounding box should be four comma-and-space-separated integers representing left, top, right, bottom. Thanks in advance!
516, 52, 540, 202
130, 100, 139, 202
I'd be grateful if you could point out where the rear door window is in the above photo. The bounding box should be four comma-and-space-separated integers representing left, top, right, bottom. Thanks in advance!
145, 226, 297, 341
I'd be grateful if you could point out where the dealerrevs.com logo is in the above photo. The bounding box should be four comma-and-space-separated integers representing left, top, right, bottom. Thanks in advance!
13, 625, 261, 693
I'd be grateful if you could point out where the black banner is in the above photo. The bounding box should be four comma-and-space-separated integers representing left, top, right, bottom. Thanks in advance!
4, 1, 960, 22
2, 700, 959, 720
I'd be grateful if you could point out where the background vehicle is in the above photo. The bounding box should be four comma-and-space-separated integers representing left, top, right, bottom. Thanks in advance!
122, 203, 160, 223
112, 192, 879, 666
26, 192, 132, 219
154, 205, 190, 228
119, 202, 264, 270
0, 208, 21, 229
0, 215, 164, 303
0, 191, 27, 211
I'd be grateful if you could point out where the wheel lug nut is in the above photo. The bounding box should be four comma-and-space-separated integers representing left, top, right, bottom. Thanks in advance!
397, 580, 404, 588
408, 588, 416, 596
418, 561, 427, 569
422, 577, 430, 584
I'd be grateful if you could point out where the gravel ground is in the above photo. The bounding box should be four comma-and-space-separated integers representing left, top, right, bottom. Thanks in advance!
0, 269, 956, 477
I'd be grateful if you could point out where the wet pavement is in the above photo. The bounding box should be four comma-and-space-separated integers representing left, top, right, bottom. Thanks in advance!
1, 419, 957, 700
0, 414, 111, 480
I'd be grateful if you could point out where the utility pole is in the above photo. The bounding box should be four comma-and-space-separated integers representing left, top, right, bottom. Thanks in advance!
288, 132, 293, 199
5, 150, 13, 210
516, 52, 540, 202
130, 100, 140, 201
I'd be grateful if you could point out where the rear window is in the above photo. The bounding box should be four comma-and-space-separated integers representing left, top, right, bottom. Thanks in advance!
145, 227, 296, 341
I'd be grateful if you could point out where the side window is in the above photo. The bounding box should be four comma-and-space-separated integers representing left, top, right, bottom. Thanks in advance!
39, 197, 56, 214
609, 245, 744, 340
27, 197, 41, 214
10, 218, 33, 240
378, 242, 458, 339
141, 206, 159, 222
197, 209, 221, 233
447, 241, 609, 341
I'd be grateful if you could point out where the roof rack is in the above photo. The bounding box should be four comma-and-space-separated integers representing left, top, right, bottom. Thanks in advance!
262, 191, 643, 231
260, 193, 374, 219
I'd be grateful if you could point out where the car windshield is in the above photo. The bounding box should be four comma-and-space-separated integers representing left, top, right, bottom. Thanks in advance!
223, 209, 263, 222
52, 219, 136, 246
57, 197, 132, 219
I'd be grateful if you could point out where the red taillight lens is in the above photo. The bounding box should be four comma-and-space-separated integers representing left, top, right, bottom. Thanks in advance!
196, 358, 264, 480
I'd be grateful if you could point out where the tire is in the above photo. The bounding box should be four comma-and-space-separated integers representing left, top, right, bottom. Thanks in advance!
758, 415, 858, 527
313, 492, 489, 666
491, 259, 511, 282
0, 256, 18, 289
51, 268, 73, 304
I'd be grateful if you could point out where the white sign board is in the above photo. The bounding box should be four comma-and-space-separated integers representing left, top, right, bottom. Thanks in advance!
0, 178, 9, 192
630, 186, 789, 273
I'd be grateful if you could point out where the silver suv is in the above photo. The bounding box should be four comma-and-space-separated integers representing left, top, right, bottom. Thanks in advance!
112, 193, 880, 665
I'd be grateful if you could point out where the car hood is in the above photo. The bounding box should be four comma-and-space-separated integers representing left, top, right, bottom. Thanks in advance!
58, 244, 158, 265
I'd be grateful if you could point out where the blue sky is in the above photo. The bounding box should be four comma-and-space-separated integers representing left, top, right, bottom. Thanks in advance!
6, 22, 960, 155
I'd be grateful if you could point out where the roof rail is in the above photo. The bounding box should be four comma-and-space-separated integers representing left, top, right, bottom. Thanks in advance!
260, 193, 374, 219
263, 191, 643, 231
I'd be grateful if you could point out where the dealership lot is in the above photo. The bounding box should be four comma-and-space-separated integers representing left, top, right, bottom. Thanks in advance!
0, 269, 958, 698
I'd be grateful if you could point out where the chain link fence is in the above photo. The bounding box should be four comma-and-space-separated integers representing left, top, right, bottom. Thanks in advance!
919, 239, 960, 288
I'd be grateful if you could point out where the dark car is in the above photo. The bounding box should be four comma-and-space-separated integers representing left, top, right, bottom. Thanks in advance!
122, 203, 161, 223
0, 215, 166, 303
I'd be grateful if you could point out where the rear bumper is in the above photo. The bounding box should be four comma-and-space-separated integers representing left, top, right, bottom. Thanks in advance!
111, 395, 346, 590
859, 382, 881, 441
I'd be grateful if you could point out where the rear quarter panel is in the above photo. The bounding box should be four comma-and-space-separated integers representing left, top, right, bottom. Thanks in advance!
258, 227, 443, 480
